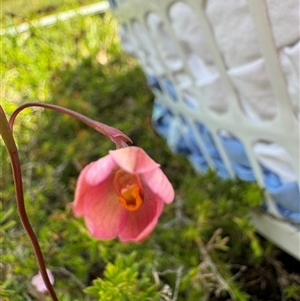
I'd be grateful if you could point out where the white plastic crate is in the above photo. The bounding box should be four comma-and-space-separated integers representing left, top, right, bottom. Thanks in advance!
109, 0, 300, 259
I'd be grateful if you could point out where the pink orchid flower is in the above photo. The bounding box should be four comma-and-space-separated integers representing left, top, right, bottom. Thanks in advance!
31, 269, 54, 293
73, 146, 174, 242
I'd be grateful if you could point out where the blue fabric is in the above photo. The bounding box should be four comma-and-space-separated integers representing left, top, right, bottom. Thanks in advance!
152, 101, 230, 178
152, 101, 300, 221
219, 135, 255, 181
152, 100, 190, 155
188, 153, 209, 173
151, 100, 172, 139
182, 94, 198, 109
263, 167, 282, 188
214, 159, 230, 179
262, 166, 300, 220
168, 119, 192, 154
184, 125, 209, 173
275, 203, 300, 222
263, 168, 300, 214
147, 76, 162, 91
107, 0, 117, 9
269, 182, 300, 214
195, 123, 229, 178
218, 135, 300, 220
161, 79, 177, 101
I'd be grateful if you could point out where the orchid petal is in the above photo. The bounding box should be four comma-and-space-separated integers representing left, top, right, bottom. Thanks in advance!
83, 179, 128, 239
85, 155, 117, 186
31, 269, 54, 293
141, 168, 175, 204
73, 155, 117, 216
73, 163, 92, 216
109, 147, 160, 174
118, 185, 164, 242
73, 146, 174, 242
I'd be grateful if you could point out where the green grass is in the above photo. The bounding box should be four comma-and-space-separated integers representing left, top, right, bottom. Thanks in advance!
1, 5, 300, 301
1, 0, 101, 27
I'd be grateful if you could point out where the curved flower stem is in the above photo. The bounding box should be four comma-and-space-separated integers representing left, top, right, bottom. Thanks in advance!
9, 102, 132, 148
0, 106, 58, 301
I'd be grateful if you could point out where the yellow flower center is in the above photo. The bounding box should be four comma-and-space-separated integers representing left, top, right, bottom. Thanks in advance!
113, 169, 143, 211
117, 184, 143, 211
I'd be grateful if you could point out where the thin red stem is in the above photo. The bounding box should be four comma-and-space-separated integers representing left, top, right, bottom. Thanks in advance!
0, 106, 58, 301
3, 101, 130, 299
9, 102, 97, 129
8, 102, 132, 148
